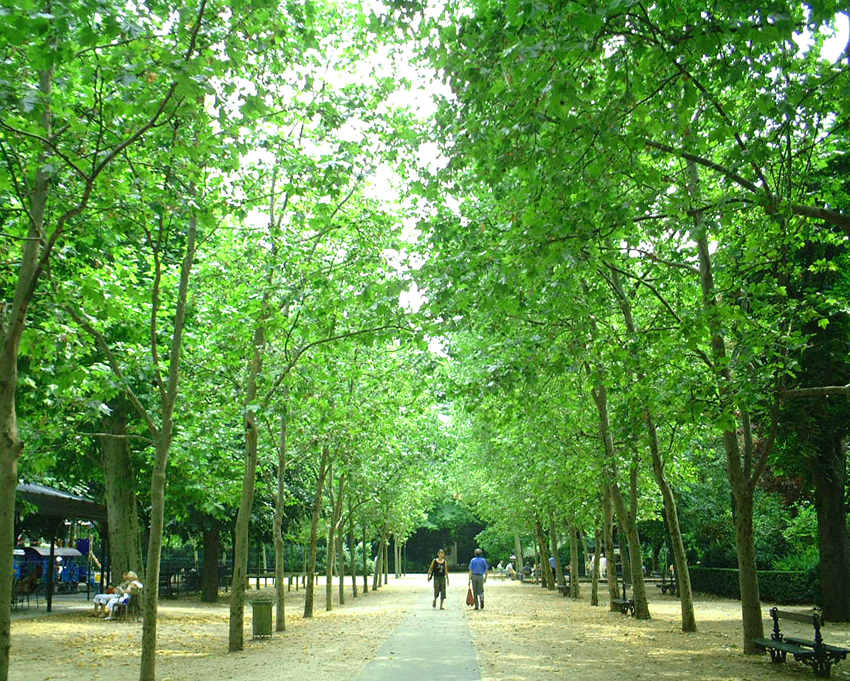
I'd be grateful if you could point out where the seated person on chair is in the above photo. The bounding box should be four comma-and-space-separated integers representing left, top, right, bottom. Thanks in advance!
94, 571, 143, 618
14, 570, 41, 603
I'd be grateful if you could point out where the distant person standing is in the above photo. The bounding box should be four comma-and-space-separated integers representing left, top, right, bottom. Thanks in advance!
549, 554, 556, 581
427, 548, 449, 609
468, 548, 489, 610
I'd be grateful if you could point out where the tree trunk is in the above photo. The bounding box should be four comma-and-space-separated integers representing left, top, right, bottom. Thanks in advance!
514, 534, 524, 570
304, 445, 331, 618
810, 434, 850, 621
534, 521, 553, 590
201, 527, 219, 603
349, 500, 358, 598
273, 407, 288, 631
100, 409, 143, 581
648, 419, 696, 632
610, 484, 650, 618
325, 473, 345, 612
688, 156, 767, 651
0, 442, 21, 681
620, 524, 632, 585
569, 523, 581, 599
138, 201, 198, 681
383, 532, 389, 585
372, 531, 382, 591
603, 485, 620, 609
590, 526, 601, 606
605, 265, 695, 630
733, 485, 763, 652
139, 435, 172, 680
0, 61, 54, 681
549, 517, 564, 587
337, 532, 345, 604
592, 383, 651, 619
228, 321, 266, 652
362, 520, 369, 594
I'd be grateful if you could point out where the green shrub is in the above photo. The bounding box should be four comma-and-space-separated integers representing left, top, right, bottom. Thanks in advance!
689, 566, 815, 604
773, 548, 819, 573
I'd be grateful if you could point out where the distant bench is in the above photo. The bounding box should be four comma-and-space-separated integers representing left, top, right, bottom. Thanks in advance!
223, 572, 316, 592
611, 581, 634, 616
656, 569, 677, 596
754, 607, 849, 678
556, 574, 572, 596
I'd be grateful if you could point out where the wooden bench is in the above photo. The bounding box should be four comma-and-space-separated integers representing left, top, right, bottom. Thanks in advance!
656, 567, 677, 595
753, 607, 849, 678
611, 582, 634, 616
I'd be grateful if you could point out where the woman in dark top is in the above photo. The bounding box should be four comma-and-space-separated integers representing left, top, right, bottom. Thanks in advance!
427, 548, 449, 609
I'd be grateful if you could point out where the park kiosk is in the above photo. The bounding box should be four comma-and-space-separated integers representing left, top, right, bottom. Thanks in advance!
15, 482, 108, 612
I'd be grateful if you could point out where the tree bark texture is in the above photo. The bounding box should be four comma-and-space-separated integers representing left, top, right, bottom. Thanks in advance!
362, 520, 369, 594
273, 408, 288, 630
569, 524, 581, 599
689, 156, 766, 651
100, 410, 142, 581
139, 435, 172, 680
592, 383, 651, 619
372, 532, 382, 591
606, 265, 695, 630
304, 445, 331, 618
810, 433, 850, 621
228, 322, 266, 652
648, 421, 697, 632
337, 532, 345, 605
603, 485, 620, 609
325, 474, 345, 612
138, 201, 198, 681
610, 484, 650, 619
534, 521, 553, 590
383, 533, 388, 585
590, 526, 601, 606
549, 517, 564, 588
348, 501, 358, 598
0, 61, 55, 681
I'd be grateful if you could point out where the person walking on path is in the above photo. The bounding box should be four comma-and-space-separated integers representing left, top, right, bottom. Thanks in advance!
428, 548, 450, 609
468, 548, 489, 610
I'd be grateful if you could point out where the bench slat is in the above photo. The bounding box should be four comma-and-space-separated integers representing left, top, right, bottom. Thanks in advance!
784, 637, 850, 655
774, 610, 819, 624
754, 639, 815, 657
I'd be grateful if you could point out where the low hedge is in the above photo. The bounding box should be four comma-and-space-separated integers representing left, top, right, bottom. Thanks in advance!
688, 566, 816, 604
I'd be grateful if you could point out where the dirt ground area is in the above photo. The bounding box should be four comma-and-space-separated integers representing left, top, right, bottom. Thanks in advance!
9, 576, 850, 681
468, 578, 850, 681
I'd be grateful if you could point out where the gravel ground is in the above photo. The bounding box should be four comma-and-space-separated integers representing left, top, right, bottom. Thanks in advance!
9, 575, 850, 681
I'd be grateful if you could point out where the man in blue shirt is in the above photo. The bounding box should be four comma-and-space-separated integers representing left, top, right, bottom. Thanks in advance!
468, 548, 489, 610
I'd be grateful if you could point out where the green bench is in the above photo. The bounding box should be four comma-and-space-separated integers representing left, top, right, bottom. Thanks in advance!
754, 607, 849, 678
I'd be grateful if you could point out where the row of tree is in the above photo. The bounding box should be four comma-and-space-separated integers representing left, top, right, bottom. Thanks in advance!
404, 0, 850, 656
1, 1, 443, 680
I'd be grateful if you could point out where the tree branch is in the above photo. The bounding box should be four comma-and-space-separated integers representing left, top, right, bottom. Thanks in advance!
783, 384, 850, 398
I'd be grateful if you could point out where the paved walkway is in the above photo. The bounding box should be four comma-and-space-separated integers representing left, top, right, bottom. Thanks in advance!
11, 591, 95, 621
355, 590, 481, 681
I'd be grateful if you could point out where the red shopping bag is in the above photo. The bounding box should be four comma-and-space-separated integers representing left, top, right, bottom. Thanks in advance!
466, 585, 475, 607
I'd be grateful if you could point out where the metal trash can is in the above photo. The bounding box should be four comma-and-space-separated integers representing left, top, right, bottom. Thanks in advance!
251, 599, 274, 638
